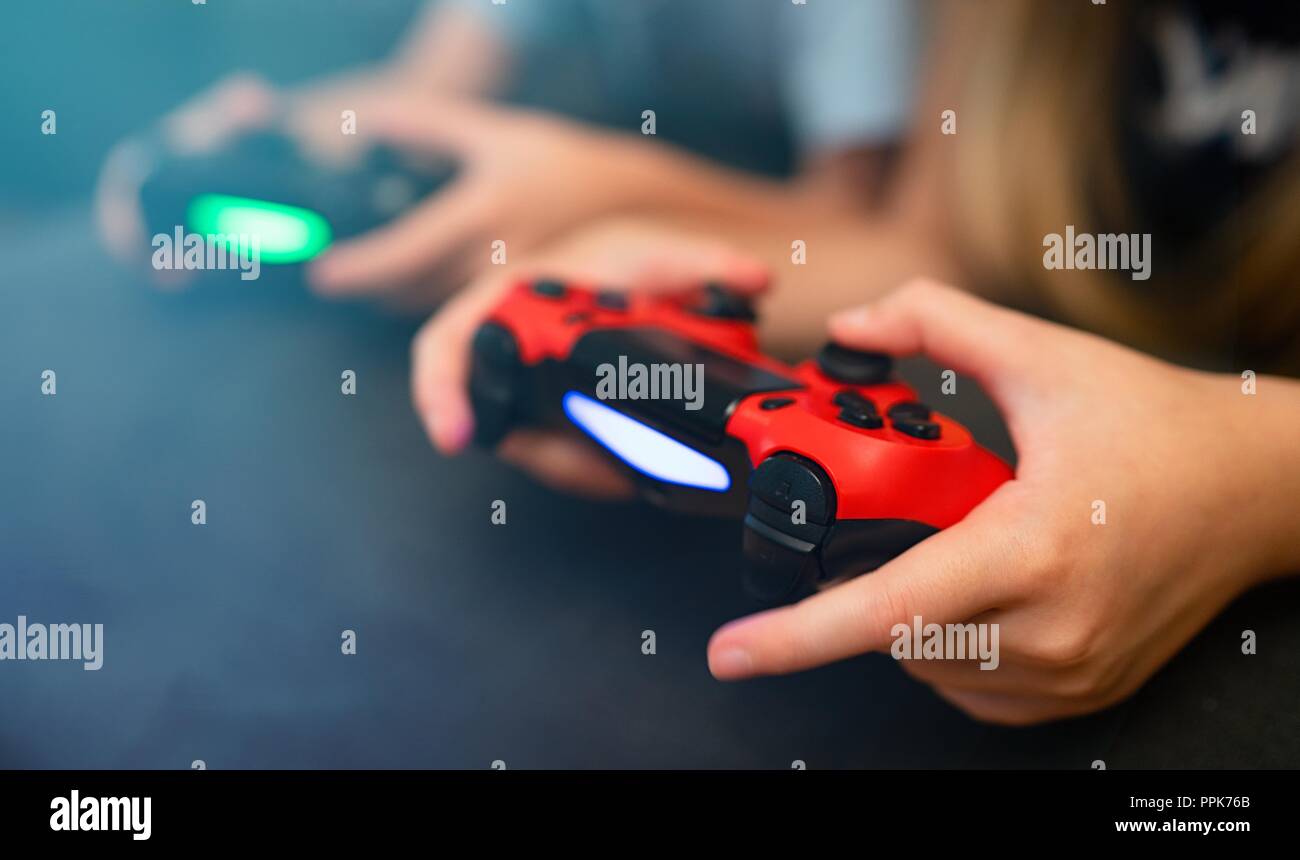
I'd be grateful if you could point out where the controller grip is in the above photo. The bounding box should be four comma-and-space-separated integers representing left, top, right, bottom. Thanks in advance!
741, 453, 834, 601
468, 322, 526, 448
740, 454, 939, 602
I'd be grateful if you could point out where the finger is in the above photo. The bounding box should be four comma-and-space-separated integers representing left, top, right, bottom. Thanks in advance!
929, 685, 1092, 727
163, 73, 276, 155
95, 140, 155, 262
900, 650, 1124, 713
898, 654, 1042, 697
355, 96, 503, 158
505, 222, 769, 297
707, 487, 1026, 680
410, 272, 516, 453
308, 180, 489, 292
826, 279, 1052, 408
608, 236, 770, 296
498, 430, 635, 499
410, 223, 771, 458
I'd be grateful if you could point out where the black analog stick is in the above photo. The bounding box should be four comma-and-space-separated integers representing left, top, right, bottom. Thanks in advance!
815, 342, 893, 385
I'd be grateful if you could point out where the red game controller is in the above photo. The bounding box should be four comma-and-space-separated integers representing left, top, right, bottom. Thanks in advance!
469, 279, 1013, 602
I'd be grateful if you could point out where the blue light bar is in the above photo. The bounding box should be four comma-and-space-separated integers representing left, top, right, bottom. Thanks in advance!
561, 391, 731, 492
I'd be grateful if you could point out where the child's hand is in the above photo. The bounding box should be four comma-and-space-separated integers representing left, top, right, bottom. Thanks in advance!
708, 280, 1300, 725
94, 74, 277, 270
409, 220, 770, 495
307, 97, 664, 300
93, 71, 402, 275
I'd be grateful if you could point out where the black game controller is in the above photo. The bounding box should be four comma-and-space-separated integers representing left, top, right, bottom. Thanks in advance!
138, 130, 456, 269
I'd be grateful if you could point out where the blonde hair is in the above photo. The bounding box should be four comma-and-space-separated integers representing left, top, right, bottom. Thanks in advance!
946, 0, 1300, 370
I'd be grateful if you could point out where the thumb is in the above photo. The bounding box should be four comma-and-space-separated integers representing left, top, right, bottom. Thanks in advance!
308, 180, 488, 292
595, 239, 770, 297
545, 222, 770, 296
826, 279, 1043, 408
707, 489, 1024, 679
163, 73, 276, 156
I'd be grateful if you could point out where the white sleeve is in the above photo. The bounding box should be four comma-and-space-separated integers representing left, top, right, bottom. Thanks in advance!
781, 0, 921, 153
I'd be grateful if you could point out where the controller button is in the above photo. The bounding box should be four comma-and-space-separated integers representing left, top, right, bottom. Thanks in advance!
887, 401, 931, 421
760, 396, 796, 411
893, 417, 942, 440
815, 342, 893, 385
693, 282, 756, 321
749, 454, 834, 525
832, 389, 878, 414
531, 279, 567, 299
595, 291, 629, 311
563, 312, 591, 325
838, 407, 883, 430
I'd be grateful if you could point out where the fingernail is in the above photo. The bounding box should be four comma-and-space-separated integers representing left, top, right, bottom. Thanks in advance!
445, 414, 473, 452
829, 306, 872, 330
709, 647, 754, 681
428, 407, 472, 454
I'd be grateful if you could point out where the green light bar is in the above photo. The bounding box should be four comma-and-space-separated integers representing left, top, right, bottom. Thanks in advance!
186, 193, 333, 264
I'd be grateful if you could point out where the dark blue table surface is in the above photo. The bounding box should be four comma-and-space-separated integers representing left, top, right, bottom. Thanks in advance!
2, 209, 1297, 769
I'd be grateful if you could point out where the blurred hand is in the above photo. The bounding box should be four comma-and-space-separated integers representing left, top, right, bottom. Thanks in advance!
93, 70, 411, 277
95, 74, 275, 274
707, 279, 1300, 725
308, 97, 655, 300
409, 220, 770, 496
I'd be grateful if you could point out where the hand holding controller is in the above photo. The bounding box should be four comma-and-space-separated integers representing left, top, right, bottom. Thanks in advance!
138, 129, 456, 269
469, 279, 1013, 602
